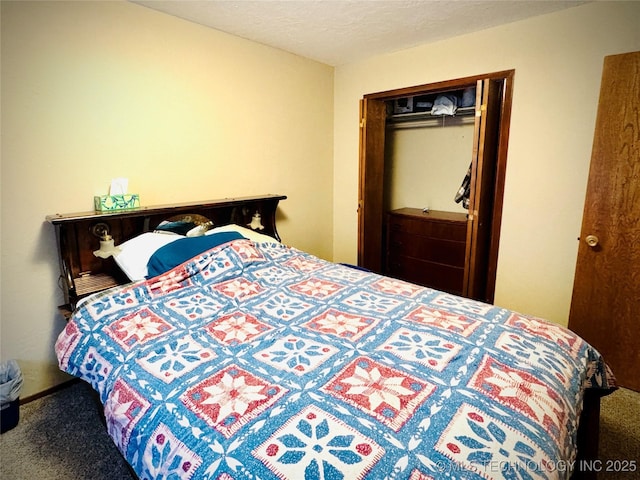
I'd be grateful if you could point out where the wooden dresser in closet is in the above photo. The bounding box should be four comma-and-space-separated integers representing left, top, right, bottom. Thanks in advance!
386, 208, 467, 295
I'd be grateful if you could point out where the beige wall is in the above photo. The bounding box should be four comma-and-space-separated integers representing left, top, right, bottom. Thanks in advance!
386, 118, 474, 213
333, 2, 640, 324
1, 1, 334, 398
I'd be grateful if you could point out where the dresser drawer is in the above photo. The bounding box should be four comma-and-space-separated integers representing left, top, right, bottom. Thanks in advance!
386, 255, 464, 295
387, 209, 467, 241
387, 230, 466, 267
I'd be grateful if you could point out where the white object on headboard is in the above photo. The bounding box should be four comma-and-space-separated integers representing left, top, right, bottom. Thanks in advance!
93, 235, 121, 258
248, 212, 264, 230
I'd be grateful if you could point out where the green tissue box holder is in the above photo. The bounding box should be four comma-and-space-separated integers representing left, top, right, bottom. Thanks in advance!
94, 194, 140, 212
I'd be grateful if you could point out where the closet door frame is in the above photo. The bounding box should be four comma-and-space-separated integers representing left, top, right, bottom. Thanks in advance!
357, 70, 514, 303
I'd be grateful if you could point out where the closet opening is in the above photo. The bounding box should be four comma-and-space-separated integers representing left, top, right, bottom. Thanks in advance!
358, 71, 514, 303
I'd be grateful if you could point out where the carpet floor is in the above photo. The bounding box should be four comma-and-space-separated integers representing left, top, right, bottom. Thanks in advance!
1, 381, 638, 479
0, 381, 133, 479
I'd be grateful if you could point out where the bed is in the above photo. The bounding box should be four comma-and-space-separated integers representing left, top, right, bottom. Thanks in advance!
49, 195, 615, 480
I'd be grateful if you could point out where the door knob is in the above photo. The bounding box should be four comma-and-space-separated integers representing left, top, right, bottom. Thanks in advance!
585, 234, 599, 247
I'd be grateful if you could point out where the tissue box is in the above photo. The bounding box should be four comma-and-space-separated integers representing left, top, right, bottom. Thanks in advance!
94, 194, 140, 212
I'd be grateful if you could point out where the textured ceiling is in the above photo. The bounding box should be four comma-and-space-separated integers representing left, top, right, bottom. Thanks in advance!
132, 0, 587, 66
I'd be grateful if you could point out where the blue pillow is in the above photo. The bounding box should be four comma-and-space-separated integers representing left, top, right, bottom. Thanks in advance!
146, 231, 244, 278
155, 220, 198, 236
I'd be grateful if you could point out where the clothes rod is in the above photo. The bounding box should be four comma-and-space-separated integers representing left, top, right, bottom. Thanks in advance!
386, 114, 475, 130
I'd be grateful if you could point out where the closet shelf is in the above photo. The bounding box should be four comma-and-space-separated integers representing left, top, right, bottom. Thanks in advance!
387, 106, 476, 125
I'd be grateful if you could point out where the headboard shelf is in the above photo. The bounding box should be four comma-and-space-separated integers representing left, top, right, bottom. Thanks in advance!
46, 194, 287, 313
46, 194, 287, 224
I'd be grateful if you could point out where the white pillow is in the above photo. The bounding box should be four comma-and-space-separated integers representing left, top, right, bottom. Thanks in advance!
114, 232, 183, 281
206, 224, 279, 243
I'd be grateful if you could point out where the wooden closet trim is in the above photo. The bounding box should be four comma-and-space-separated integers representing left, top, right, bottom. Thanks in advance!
364, 70, 515, 101
486, 71, 514, 302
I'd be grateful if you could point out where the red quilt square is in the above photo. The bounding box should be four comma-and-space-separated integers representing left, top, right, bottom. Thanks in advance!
181, 365, 287, 438
322, 357, 435, 431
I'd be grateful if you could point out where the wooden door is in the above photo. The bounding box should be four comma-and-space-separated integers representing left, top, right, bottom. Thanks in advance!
463, 78, 502, 302
568, 51, 640, 392
358, 98, 387, 272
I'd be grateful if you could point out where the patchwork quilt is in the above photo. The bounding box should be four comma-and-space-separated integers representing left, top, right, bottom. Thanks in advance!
55, 239, 615, 480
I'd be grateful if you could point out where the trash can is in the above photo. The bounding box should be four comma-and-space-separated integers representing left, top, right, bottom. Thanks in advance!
0, 360, 23, 433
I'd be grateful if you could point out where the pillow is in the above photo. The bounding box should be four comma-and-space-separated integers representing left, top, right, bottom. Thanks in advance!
206, 224, 279, 243
146, 231, 244, 279
114, 232, 184, 281
154, 220, 199, 236
155, 214, 214, 237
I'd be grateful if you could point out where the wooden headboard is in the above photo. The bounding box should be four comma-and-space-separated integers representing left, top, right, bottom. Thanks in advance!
46, 194, 286, 314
